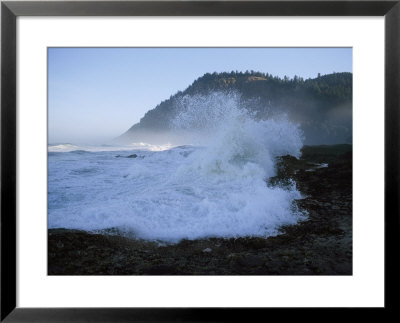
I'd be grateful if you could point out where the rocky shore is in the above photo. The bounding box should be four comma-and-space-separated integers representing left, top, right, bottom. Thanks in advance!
48, 144, 352, 275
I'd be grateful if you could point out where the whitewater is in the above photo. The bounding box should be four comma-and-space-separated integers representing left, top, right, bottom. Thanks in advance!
48, 92, 307, 243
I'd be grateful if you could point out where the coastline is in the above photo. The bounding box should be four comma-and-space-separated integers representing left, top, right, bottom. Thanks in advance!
48, 144, 352, 275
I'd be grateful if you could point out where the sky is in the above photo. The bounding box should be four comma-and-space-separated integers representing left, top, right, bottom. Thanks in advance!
48, 47, 352, 144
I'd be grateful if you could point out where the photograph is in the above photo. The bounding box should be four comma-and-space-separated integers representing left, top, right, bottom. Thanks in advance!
47, 47, 353, 275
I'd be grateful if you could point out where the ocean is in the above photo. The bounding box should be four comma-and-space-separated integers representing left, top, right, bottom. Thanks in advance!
48, 93, 307, 243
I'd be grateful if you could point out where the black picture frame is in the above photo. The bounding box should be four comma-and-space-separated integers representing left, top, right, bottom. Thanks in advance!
1, 0, 399, 321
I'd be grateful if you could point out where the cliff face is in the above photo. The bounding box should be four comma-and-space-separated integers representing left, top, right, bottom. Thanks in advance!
117, 72, 352, 145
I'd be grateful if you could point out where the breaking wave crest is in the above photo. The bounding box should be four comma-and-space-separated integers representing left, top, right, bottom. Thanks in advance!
48, 92, 307, 242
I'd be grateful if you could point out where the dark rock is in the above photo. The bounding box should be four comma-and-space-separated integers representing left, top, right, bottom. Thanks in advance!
115, 154, 138, 158
238, 255, 265, 267
142, 264, 177, 275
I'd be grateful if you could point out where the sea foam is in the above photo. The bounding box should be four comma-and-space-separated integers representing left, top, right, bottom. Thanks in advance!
48, 92, 307, 242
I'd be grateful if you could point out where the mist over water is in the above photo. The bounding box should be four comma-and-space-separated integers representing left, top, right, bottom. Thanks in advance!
48, 92, 307, 242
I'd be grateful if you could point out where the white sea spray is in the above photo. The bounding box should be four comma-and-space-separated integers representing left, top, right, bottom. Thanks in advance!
48, 92, 307, 242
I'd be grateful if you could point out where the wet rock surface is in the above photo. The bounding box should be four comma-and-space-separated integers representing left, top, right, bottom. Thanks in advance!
48, 144, 352, 275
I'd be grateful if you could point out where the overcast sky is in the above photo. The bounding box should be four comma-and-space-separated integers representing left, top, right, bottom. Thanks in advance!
48, 47, 352, 144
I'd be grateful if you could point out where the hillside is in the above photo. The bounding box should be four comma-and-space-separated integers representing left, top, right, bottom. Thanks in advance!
117, 71, 352, 145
